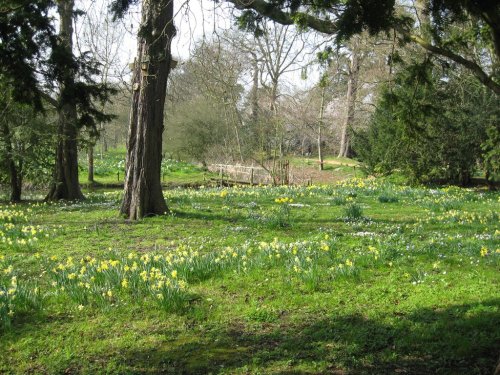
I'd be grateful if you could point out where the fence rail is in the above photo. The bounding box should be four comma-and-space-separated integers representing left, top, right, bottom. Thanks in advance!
208, 162, 290, 185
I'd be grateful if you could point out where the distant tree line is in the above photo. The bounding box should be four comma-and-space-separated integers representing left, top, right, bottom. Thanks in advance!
0, 0, 498, 218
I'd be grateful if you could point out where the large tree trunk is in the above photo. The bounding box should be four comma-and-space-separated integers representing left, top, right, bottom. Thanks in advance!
120, 0, 174, 220
338, 48, 359, 158
46, 0, 84, 201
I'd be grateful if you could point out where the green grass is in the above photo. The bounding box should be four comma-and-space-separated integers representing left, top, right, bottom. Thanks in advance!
0, 178, 499, 374
78, 148, 212, 187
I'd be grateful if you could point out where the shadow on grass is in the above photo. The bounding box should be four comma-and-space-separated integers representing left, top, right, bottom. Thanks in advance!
117, 299, 500, 374
171, 209, 248, 224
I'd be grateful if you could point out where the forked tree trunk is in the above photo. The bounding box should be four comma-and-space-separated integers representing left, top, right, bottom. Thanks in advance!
120, 0, 175, 219
46, 0, 84, 201
338, 49, 359, 158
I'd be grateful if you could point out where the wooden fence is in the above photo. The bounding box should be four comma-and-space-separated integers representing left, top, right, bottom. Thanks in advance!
208, 161, 290, 186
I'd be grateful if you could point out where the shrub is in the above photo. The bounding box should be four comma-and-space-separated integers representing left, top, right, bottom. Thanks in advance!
343, 203, 364, 221
378, 192, 399, 203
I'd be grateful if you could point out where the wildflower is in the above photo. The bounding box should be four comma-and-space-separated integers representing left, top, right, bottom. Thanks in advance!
480, 247, 488, 257
78, 305, 84, 311
171, 270, 178, 279
121, 279, 129, 288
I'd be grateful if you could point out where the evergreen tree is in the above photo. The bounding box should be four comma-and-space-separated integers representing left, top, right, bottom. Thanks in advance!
0, 1, 54, 110
354, 58, 499, 185
0, 80, 55, 201
1, 0, 115, 201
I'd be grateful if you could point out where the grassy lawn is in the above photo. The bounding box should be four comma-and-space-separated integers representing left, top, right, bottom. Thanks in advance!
0, 179, 499, 374
78, 148, 211, 187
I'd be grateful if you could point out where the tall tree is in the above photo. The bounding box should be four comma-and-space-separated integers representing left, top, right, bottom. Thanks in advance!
113, 0, 175, 219
187, 38, 246, 162
337, 43, 360, 158
46, 0, 84, 200
1, 0, 114, 200
317, 77, 326, 170
77, 1, 128, 183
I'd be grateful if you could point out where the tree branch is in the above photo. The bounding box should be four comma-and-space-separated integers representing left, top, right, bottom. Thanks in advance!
408, 33, 500, 95
228, 0, 337, 34
225, 0, 500, 95
37, 89, 58, 108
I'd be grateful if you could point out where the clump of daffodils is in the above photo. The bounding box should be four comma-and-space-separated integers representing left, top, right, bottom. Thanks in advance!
275, 197, 293, 204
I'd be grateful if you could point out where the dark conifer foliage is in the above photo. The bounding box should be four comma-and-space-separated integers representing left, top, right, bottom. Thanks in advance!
0, 1, 55, 110
1, 0, 115, 201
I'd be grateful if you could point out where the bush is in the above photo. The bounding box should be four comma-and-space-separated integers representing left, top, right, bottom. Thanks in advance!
378, 192, 399, 203
353, 58, 499, 186
343, 203, 364, 221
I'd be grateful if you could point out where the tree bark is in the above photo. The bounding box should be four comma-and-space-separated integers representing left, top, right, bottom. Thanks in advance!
1, 122, 22, 202
46, 0, 84, 201
88, 144, 94, 183
318, 85, 326, 170
251, 53, 259, 124
338, 49, 359, 158
120, 0, 175, 219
